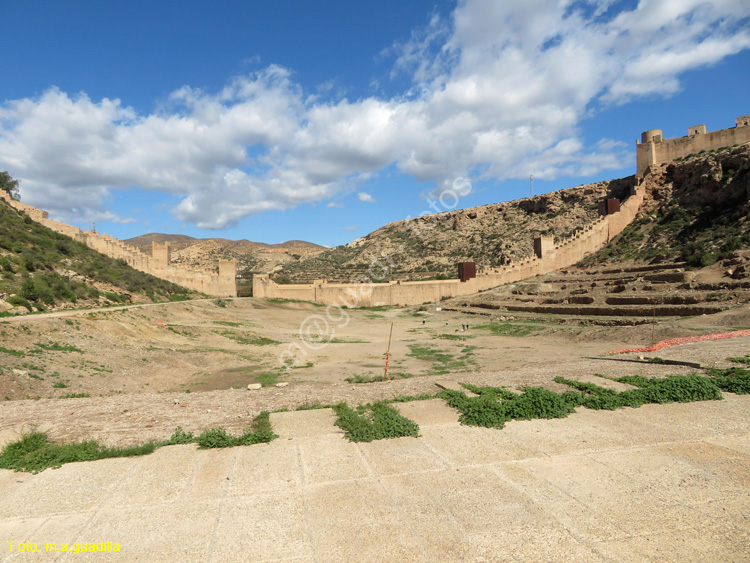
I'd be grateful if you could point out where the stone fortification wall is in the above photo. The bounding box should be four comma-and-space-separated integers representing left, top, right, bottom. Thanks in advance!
253, 183, 646, 307
0, 191, 237, 297
636, 115, 750, 178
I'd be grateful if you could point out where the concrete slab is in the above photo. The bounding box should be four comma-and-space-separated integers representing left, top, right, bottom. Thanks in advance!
378, 473, 478, 561
269, 408, 339, 439
521, 453, 709, 541
106, 444, 198, 507
297, 434, 371, 485
181, 447, 236, 500
393, 398, 459, 426
570, 405, 686, 446
303, 480, 424, 561
0, 394, 747, 561
656, 440, 750, 488
2, 512, 95, 562
210, 491, 314, 562
501, 411, 634, 456
0, 470, 28, 499
707, 433, 750, 456
357, 435, 447, 476
0, 457, 133, 519
76, 500, 220, 562
228, 439, 302, 494
594, 522, 750, 563
614, 396, 750, 438
591, 445, 746, 504
418, 423, 540, 466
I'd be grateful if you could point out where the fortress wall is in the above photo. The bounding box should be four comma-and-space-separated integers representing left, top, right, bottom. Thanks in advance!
1, 192, 237, 297
252, 184, 647, 307
637, 116, 750, 177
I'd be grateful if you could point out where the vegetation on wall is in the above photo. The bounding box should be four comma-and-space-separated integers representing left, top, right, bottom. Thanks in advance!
0, 198, 191, 311
585, 145, 750, 267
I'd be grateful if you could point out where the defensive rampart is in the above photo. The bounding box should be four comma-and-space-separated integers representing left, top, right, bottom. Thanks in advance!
636, 115, 750, 178
0, 191, 237, 297
253, 183, 646, 307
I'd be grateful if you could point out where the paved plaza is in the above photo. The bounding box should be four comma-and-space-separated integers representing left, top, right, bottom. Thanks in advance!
1, 395, 749, 562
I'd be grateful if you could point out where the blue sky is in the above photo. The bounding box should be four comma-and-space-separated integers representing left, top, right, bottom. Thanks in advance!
1, 0, 749, 247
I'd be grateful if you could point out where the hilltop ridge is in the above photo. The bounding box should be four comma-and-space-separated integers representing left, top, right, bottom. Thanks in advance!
124, 234, 325, 274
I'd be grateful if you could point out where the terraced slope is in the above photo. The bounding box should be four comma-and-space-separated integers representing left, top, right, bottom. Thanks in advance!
454, 257, 750, 320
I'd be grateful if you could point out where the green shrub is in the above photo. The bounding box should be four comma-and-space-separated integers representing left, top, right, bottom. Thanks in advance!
6, 295, 31, 311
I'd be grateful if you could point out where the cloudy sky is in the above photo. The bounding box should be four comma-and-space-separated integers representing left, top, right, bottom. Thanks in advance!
1, 0, 749, 246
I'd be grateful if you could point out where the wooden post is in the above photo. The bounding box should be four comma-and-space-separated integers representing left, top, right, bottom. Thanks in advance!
384, 322, 394, 381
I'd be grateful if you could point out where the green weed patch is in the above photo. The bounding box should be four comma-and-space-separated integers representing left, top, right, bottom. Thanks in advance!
439, 385, 580, 429
218, 330, 279, 346
345, 374, 388, 384
196, 411, 277, 448
35, 342, 84, 353
706, 366, 750, 394
0, 413, 279, 473
0, 346, 25, 357
474, 322, 542, 337
727, 355, 750, 365
442, 374, 725, 429
407, 343, 478, 375
0, 432, 157, 473
333, 401, 419, 442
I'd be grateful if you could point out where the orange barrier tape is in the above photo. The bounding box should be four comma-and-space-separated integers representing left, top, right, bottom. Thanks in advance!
608, 330, 750, 355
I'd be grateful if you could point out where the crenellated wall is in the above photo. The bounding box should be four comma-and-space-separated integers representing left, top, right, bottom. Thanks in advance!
636, 115, 750, 178
0, 191, 237, 297
253, 183, 646, 307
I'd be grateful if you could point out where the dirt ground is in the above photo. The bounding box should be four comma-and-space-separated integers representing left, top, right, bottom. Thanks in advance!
1, 297, 749, 447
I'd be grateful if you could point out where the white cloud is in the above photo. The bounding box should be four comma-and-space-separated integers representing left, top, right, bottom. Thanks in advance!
0, 1, 748, 228
345, 226, 358, 231
358, 192, 375, 203
327, 202, 344, 208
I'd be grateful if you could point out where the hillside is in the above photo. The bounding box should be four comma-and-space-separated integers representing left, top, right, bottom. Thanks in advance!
124, 234, 325, 275
276, 143, 750, 284
584, 143, 750, 268
0, 199, 192, 314
277, 177, 635, 283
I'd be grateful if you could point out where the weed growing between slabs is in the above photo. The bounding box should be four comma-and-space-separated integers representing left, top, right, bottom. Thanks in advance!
334, 401, 420, 442
195, 411, 277, 448
439, 371, 745, 429
0, 412, 277, 473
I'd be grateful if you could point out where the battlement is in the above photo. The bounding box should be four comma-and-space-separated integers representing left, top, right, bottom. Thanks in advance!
254, 184, 646, 307
0, 193, 237, 297
636, 114, 750, 178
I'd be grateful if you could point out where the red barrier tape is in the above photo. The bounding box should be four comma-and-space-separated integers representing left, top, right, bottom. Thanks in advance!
608, 330, 750, 355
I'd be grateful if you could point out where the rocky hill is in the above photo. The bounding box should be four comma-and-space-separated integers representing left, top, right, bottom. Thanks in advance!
584, 142, 750, 268
0, 200, 192, 315
124, 234, 325, 275
277, 143, 750, 283
278, 177, 635, 283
